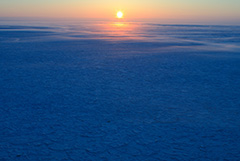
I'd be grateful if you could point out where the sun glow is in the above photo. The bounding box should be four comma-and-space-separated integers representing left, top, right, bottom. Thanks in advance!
116, 11, 123, 19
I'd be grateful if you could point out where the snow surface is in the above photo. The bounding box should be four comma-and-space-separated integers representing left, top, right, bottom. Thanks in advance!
0, 20, 240, 160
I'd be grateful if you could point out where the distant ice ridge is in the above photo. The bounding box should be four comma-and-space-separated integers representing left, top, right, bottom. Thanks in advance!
0, 20, 240, 52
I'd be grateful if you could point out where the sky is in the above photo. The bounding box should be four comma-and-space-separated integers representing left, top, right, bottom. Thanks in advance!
0, 0, 240, 23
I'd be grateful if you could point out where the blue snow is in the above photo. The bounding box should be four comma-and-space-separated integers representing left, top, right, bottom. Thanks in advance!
0, 20, 240, 160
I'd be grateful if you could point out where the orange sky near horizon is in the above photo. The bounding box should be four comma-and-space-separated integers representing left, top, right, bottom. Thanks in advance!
0, 0, 240, 23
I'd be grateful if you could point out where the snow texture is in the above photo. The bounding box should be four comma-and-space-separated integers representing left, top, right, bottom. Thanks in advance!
0, 20, 240, 160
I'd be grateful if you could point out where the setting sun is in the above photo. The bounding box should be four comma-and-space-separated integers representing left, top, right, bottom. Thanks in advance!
117, 11, 123, 19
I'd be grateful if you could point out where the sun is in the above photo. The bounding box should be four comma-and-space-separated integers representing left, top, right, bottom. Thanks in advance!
116, 11, 123, 19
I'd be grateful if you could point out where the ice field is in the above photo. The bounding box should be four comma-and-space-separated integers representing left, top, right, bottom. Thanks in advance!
0, 20, 240, 160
